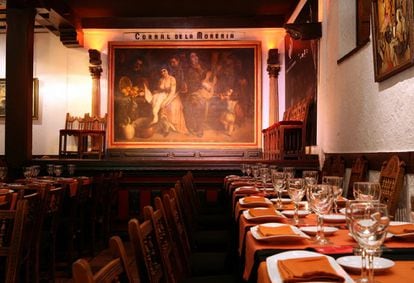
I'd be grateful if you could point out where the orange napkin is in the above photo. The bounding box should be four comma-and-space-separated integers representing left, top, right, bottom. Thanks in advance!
244, 196, 267, 203
388, 224, 414, 235
249, 208, 278, 217
257, 225, 296, 237
277, 256, 345, 283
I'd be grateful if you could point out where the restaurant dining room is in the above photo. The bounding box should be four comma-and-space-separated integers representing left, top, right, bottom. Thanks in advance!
1, 0, 414, 282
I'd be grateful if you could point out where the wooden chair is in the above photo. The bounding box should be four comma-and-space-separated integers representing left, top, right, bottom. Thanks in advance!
378, 155, 406, 219
321, 155, 346, 180
72, 236, 135, 283
0, 199, 28, 283
79, 113, 107, 159
59, 113, 86, 158
262, 94, 314, 160
128, 218, 165, 283
346, 155, 368, 199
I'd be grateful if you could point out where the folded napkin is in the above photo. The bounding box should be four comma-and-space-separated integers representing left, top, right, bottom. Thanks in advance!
257, 225, 296, 237
243, 196, 267, 203
277, 256, 345, 283
249, 208, 278, 217
388, 223, 414, 235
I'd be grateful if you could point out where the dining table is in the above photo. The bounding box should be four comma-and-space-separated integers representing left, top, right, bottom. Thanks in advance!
227, 174, 414, 283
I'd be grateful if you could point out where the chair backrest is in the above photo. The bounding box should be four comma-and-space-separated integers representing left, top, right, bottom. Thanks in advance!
72, 236, 135, 283
84, 113, 107, 131
65, 113, 84, 130
284, 95, 313, 123
378, 155, 406, 218
0, 199, 28, 283
162, 190, 192, 274
346, 156, 368, 199
128, 218, 164, 283
145, 199, 184, 283
321, 155, 346, 180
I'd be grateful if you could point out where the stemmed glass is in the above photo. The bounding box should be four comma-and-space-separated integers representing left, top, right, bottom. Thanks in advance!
67, 164, 76, 176
349, 202, 390, 283
259, 167, 269, 189
283, 167, 295, 179
271, 171, 286, 209
307, 184, 334, 245
53, 165, 63, 177
322, 176, 344, 213
47, 164, 54, 177
251, 165, 260, 188
23, 166, 33, 180
245, 165, 252, 179
302, 170, 319, 186
286, 178, 306, 225
241, 164, 247, 176
32, 165, 41, 177
353, 182, 381, 201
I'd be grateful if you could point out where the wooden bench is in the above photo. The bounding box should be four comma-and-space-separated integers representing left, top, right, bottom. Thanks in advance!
262, 95, 313, 160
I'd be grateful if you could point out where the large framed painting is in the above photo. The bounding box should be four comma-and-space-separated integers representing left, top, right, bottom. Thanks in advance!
0, 78, 39, 119
371, 0, 414, 82
108, 41, 261, 150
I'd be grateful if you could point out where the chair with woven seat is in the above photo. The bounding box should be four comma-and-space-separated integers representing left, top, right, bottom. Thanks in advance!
346, 155, 368, 199
72, 236, 135, 283
378, 155, 406, 219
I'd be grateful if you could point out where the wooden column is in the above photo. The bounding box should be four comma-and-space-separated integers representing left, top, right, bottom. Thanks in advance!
267, 49, 281, 125
5, 3, 35, 177
89, 49, 102, 117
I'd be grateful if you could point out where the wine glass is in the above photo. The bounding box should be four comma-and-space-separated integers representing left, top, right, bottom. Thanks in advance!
302, 170, 319, 186
23, 166, 33, 180
353, 182, 381, 201
245, 165, 252, 179
286, 178, 306, 225
32, 165, 41, 177
259, 167, 269, 189
0, 166, 7, 182
322, 176, 343, 213
67, 164, 76, 176
53, 165, 63, 177
251, 165, 260, 188
271, 170, 286, 209
349, 202, 389, 283
283, 167, 295, 179
241, 164, 247, 176
47, 164, 54, 176
307, 184, 334, 245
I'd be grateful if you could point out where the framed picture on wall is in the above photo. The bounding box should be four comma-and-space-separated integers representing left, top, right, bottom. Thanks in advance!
0, 78, 39, 119
371, 0, 414, 82
107, 41, 262, 150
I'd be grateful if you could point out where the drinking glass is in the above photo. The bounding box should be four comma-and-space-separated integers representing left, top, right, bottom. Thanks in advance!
345, 199, 380, 282
67, 164, 76, 176
241, 164, 247, 176
245, 165, 252, 178
286, 178, 306, 225
0, 166, 7, 182
353, 182, 381, 201
53, 165, 63, 177
302, 170, 319, 186
47, 164, 54, 176
349, 202, 390, 283
283, 167, 295, 179
251, 164, 260, 188
307, 184, 334, 245
32, 165, 41, 177
322, 176, 343, 213
23, 166, 33, 179
271, 170, 286, 209
259, 167, 269, 188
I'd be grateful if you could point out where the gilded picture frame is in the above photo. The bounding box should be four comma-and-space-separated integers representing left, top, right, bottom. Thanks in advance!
107, 41, 262, 149
371, 0, 414, 82
0, 78, 39, 119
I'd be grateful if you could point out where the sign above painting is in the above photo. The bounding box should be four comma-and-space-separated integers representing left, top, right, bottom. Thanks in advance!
124, 31, 246, 41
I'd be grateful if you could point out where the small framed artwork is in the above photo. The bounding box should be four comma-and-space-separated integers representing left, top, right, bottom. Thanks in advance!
107, 41, 262, 150
371, 0, 414, 82
0, 78, 39, 119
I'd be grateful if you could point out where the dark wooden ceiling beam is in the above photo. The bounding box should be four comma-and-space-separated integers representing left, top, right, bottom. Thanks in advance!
80, 15, 287, 29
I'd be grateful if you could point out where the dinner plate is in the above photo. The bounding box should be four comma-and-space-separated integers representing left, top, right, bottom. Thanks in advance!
300, 226, 338, 236
235, 185, 258, 192
243, 208, 286, 222
270, 198, 292, 204
266, 250, 354, 283
239, 196, 272, 206
322, 214, 347, 223
281, 210, 310, 218
250, 222, 310, 241
388, 221, 414, 240
336, 256, 394, 273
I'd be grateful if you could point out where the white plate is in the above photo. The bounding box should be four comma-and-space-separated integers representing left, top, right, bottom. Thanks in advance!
281, 210, 310, 218
300, 226, 338, 236
336, 256, 394, 273
266, 250, 354, 283
239, 196, 272, 206
322, 214, 347, 223
339, 207, 346, 214
270, 198, 292, 204
388, 221, 414, 239
251, 222, 310, 241
243, 208, 286, 222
